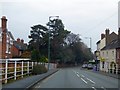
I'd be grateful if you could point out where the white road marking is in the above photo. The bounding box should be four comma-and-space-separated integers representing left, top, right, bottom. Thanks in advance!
77, 72, 79, 74
76, 74, 80, 77
81, 74, 85, 78
92, 86, 97, 90
101, 86, 106, 90
81, 78, 88, 84
86, 78, 95, 84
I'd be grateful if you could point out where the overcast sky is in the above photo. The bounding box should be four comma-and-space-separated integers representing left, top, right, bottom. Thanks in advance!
0, 0, 120, 51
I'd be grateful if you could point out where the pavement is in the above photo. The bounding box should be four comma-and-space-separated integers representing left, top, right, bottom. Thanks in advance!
1, 69, 59, 90
80, 67, 120, 79
92, 70, 120, 79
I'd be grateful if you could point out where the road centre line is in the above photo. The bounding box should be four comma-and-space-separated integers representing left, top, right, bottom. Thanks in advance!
81, 74, 85, 78
76, 72, 79, 74
81, 78, 88, 84
86, 78, 95, 84
76, 74, 80, 77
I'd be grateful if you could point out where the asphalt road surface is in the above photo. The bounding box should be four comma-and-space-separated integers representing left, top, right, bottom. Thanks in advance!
32, 67, 120, 89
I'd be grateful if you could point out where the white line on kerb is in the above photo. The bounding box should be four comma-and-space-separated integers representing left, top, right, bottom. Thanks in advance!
81, 78, 87, 84
92, 86, 97, 90
86, 78, 95, 84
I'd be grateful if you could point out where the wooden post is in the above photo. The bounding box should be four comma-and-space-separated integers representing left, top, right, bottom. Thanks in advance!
14, 61, 17, 80
21, 61, 23, 78
5, 59, 8, 83
27, 61, 29, 75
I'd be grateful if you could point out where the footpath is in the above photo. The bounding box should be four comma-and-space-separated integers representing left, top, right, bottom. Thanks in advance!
2, 69, 59, 90
92, 70, 120, 79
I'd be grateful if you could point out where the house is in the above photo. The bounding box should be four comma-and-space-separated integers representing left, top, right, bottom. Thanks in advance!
96, 29, 118, 73
12, 38, 28, 58
0, 16, 15, 59
101, 39, 118, 73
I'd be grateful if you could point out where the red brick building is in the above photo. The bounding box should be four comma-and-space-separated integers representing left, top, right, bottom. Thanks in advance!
0, 16, 14, 59
0, 16, 27, 59
12, 38, 27, 58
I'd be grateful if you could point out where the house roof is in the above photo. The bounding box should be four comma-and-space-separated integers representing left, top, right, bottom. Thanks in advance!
13, 41, 27, 51
96, 40, 100, 44
7, 31, 15, 40
101, 39, 119, 50
0, 27, 15, 40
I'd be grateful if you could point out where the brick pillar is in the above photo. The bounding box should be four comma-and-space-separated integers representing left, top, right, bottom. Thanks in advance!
1, 16, 7, 59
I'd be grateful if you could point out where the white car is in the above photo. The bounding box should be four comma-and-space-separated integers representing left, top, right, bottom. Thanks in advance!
82, 64, 88, 68
87, 64, 93, 69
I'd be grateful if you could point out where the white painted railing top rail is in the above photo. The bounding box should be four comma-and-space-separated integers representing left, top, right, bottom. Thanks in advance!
0, 58, 57, 84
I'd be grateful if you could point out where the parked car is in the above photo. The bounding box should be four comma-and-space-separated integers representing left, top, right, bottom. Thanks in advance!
87, 64, 93, 69
82, 64, 88, 68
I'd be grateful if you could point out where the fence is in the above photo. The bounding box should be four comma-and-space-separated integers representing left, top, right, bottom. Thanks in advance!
0, 59, 57, 84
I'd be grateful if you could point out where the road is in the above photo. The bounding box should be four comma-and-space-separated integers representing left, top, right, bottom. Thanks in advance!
32, 67, 119, 89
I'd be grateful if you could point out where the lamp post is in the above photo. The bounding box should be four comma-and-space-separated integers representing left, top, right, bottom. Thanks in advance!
48, 16, 59, 70
84, 37, 92, 52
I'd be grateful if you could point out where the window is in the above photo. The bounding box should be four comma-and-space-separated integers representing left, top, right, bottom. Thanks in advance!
103, 52, 104, 56
112, 51, 114, 57
106, 51, 108, 57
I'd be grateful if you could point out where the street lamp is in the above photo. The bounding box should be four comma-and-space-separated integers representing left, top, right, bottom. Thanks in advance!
48, 16, 59, 70
84, 37, 92, 52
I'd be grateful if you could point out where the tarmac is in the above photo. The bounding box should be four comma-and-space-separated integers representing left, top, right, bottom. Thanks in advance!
1, 67, 120, 90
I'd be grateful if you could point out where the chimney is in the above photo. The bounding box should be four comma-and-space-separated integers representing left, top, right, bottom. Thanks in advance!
21, 39, 24, 43
17, 38, 20, 42
105, 28, 110, 46
101, 33, 105, 39
1, 16, 7, 32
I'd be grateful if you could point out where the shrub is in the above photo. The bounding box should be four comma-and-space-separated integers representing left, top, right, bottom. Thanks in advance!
32, 64, 47, 75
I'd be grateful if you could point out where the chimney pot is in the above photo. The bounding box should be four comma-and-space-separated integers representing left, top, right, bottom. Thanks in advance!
101, 33, 105, 39
17, 38, 20, 42
21, 39, 24, 43
1, 16, 7, 31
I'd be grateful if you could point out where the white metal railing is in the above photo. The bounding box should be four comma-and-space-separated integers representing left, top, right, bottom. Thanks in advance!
0, 59, 57, 84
